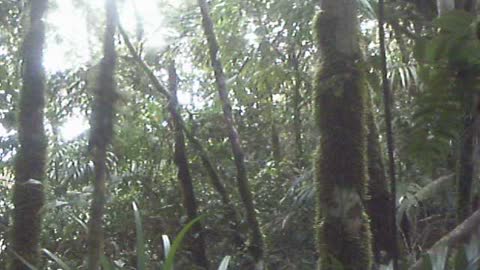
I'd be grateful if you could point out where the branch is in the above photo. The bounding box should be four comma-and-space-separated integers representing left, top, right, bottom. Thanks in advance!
409, 209, 480, 270
118, 24, 241, 230
118, 24, 171, 99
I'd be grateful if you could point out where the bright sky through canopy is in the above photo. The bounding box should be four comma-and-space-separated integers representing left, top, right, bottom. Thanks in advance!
41, 0, 188, 141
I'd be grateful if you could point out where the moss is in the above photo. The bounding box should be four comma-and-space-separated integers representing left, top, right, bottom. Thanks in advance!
87, 0, 118, 269
10, 1, 48, 269
313, 8, 372, 270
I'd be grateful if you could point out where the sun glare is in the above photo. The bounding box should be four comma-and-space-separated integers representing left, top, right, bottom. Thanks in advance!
42, 0, 188, 140
60, 115, 89, 141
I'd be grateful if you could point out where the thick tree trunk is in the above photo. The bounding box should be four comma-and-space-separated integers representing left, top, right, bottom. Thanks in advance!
197, 0, 265, 268
86, 0, 118, 269
365, 98, 394, 264
167, 62, 209, 270
10, 1, 48, 269
453, 1, 477, 223
314, 1, 372, 269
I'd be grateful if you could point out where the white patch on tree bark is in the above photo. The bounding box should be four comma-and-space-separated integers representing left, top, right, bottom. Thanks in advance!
437, 0, 455, 16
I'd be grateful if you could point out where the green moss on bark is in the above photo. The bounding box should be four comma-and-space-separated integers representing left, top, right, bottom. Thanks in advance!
87, 0, 118, 269
313, 7, 372, 270
10, 1, 48, 269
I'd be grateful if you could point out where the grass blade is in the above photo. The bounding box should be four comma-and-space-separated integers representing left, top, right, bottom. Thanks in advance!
9, 250, 38, 270
133, 201, 147, 270
162, 234, 171, 259
217, 256, 231, 270
163, 215, 205, 270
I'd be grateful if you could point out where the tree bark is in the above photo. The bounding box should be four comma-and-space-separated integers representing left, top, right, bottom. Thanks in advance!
290, 51, 304, 168
86, 0, 118, 269
365, 97, 394, 264
378, 0, 399, 268
314, 0, 372, 269
10, 1, 48, 269
197, 0, 265, 268
453, 0, 477, 223
268, 89, 282, 165
456, 79, 476, 223
167, 62, 209, 270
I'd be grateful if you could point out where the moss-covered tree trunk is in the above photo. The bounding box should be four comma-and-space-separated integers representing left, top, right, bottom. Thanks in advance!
365, 95, 394, 264
10, 1, 48, 269
167, 62, 210, 270
314, 0, 372, 269
86, 0, 117, 269
456, 74, 476, 223
197, 0, 265, 268
453, 0, 477, 223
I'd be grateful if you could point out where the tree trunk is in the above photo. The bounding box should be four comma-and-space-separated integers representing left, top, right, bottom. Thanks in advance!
167, 62, 210, 270
197, 0, 265, 268
118, 27, 244, 248
10, 1, 48, 269
271, 120, 282, 165
268, 90, 282, 165
378, 0, 399, 268
365, 96, 394, 264
454, 0, 477, 10
314, 0, 372, 269
291, 51, 304, 168
453, 1, 477, 223
456, 79, 476, 222
86, 0, 118, 269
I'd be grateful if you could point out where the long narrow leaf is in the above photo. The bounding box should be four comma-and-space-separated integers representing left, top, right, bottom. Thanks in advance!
101, 255, 115, 270
42, 248, 73, 270
217, 256, 231, 270
133, 201, 147, 270
69, 213, 88, 232
163, 215, 205, 270
162, 234, 171, 259
9, 250, 38, 270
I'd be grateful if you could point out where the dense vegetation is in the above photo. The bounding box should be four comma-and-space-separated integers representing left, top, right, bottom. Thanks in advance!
1, 0, 480, 269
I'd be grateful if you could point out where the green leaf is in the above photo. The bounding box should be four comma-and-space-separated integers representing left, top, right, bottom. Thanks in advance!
162, 215, 205, 270
454, 247, 469, 270
162, 235, 171, 259
426, 35, 452, 62
42, 248, 73, 270
433, 10, 475, 33
69, 213, 88, 232
217, 256, 231, 270
414, 38, 427, 61
101, 255, 115, 270
428, 245, 448, 270
133, 201, 147, 270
